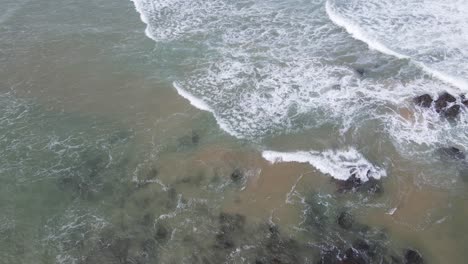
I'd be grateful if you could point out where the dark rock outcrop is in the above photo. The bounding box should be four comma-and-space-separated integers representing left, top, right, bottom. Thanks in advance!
155, 222, 170, 241
413, 94, 433, 108
335, 174, 383, 195
336, 174, 363, 192
443, 104, 461, 119
434, 92, 456, 112
231, 168, 244, 182
414, 92, 464, 119
359, 177, 384, 194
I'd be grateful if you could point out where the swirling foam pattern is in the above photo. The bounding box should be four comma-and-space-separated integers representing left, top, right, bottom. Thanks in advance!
327, 0, 468, 90
133, 0, 468, 155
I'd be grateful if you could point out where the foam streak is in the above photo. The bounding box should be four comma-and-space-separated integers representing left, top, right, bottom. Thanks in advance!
325, 0, 468, 91
262, 148, 386, 181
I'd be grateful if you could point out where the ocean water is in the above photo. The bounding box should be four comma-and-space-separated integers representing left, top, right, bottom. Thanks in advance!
1, 0, 468, 263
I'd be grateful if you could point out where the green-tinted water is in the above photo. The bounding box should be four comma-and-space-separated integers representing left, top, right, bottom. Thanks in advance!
1, 0, 468, 263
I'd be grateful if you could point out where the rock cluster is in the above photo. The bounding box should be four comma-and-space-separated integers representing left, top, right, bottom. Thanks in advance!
414, 92, 466, 119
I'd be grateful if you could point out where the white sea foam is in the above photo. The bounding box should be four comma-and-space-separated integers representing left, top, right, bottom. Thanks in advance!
325, 1, 409, 60
173, 82, 213, 112
262, 148, 386, 182
164, 0, 392, 138
131, 0, 227, 41
326, 0, 468, 91
417, 63, 468, 92
383, 102, 468, 157
132, 0, 468, 158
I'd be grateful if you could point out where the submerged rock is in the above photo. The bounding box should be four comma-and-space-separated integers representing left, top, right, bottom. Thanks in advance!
191, 131, 200, 145
141, 213, 154, 227
141, 238, 157, 256
109, 237, 131, 263
147, 168, 159, 180
142, 238, 156, 251
155, 222, 170, 241
177, 130, 201, 149
219, 212, 246, 233
413, 94, 433, 108
337, 212, 354, 230
354, 68, 366, 77
261, 237, 301, 264
335, 175, 383, 195
316, 248, 340, 264
215, 232, 235, 249
316, 246, 370, 264
352, 239, 374, 258
85, 154, 107, 178
462, 99, 468, 107
362, 178, 384, 194
255, 224, 303, 264
166, 187, 178, 209
336, 174, 363, 192
58, 175, 96, 200
214, 212, 246, 249
230, 168, 244, 182
437, 147, 466, 160
316, 238, 405, 264
404, 249, 424, 264
343, 247, 369, 264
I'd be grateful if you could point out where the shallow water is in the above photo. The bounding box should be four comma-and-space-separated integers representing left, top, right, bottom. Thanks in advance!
1, 0, 468, 263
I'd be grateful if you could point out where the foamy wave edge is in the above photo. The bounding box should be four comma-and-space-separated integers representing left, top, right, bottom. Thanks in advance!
325, 0, 468, 91
262, 148, 387, 182
130, 0, 241, 138
173, 82, 242, 138
130, 0, 158, 41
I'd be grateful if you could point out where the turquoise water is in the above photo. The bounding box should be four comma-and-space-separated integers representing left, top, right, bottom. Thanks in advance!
1, 0, 468, 263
